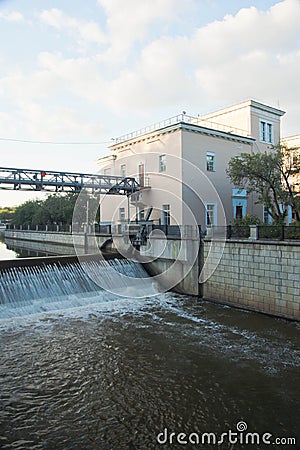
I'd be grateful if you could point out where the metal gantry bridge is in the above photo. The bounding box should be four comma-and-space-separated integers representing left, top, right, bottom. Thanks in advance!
0, 167, 140, 195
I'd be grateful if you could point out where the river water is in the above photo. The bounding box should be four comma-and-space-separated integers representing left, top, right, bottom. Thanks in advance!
0, 261, 299, 449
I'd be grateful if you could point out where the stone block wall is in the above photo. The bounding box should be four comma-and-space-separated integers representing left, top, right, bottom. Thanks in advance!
203, 239, 300, 320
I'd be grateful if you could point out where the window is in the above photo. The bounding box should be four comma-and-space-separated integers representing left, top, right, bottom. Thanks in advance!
120, 164, 126, 178
267, 123, 273, 143
162, 204, 170, 225
119, 207, 125, 222
235, 205, 243, 219
159, 154, 166, 172
138, 163, 145, 187
290, 150, 300, 167
139, 209, 145, 221
206, 152, 215, 172
260, 120, 274, 144
206, 203, 217, 226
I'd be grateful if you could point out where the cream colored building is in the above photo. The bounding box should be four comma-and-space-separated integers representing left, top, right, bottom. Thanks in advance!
97, 100, 285, 228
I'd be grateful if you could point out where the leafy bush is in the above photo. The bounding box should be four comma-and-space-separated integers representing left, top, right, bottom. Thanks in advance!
285, 225, 300, 240
258, 226, 281, 239
231, 214, 262, 226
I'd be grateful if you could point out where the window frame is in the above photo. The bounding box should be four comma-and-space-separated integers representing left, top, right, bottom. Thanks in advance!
120, 164, 126, 178
206, 152, 215, 172
162, 204, 170, 225
259, 119, 274, 144
159, 154, 166, 173
205, 202, 217, 226
119, 207, 126, 222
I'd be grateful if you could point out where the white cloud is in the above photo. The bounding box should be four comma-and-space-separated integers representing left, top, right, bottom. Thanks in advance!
0, 69, 60, 101
0, 97, 105, 142
185, 0, 300, 109
37, 52, 107, 103
95, 0, 300, 123
0, 11, 24, 22
1, 0, 300, 139
96, 0, 179, 61
39, 8, 105, 45
18, 101, 103, 140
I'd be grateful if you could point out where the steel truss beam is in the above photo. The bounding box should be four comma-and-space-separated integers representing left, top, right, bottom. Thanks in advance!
0, 167, 139, 195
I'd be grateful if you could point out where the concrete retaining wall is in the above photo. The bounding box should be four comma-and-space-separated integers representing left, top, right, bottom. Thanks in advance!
140, 230, 201, 296
4, 229, 110, 256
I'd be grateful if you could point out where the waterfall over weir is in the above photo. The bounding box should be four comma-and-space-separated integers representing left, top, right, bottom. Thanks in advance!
0, 258, 157, 319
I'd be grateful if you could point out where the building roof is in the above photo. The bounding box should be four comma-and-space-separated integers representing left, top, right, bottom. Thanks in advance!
200, 99, 286, 120
281, 134, 300, 148
109, 114, 254, 151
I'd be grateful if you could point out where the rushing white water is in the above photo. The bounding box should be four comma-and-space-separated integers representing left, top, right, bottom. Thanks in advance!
0, 258, 157, 319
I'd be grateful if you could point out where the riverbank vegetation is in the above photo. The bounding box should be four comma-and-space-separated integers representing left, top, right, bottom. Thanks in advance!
11, 194, 79, 226
227, 145, 300, 224
9, 193, 101, 226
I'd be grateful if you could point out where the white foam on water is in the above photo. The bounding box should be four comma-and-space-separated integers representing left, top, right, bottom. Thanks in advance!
0, 258, 159, 322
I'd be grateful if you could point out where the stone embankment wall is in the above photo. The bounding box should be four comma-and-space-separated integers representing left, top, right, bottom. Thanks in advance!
203, 239, 299, 321
141, 233, 299, 320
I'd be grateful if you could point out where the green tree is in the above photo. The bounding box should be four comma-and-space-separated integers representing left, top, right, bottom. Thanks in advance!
226, 146, 300, 224
12, 193, 80, 226
12, 200, 43, 225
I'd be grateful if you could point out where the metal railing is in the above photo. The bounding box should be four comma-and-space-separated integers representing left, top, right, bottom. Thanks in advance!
207, 225, 300, 241
227, 225, 250, 239
6, 223, 73, 232
113, 114, 250, 144
151, 225, 181, 236
6, 223, 300, 241
257, 225, 300, 241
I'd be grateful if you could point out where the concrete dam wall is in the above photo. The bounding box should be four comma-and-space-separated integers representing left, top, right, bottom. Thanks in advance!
4, 229, 300, 321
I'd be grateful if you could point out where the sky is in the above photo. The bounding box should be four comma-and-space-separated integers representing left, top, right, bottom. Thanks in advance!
0, 0, 299, 206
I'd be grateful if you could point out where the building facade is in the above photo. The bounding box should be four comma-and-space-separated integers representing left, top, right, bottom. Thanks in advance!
97, 100, 285, 228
